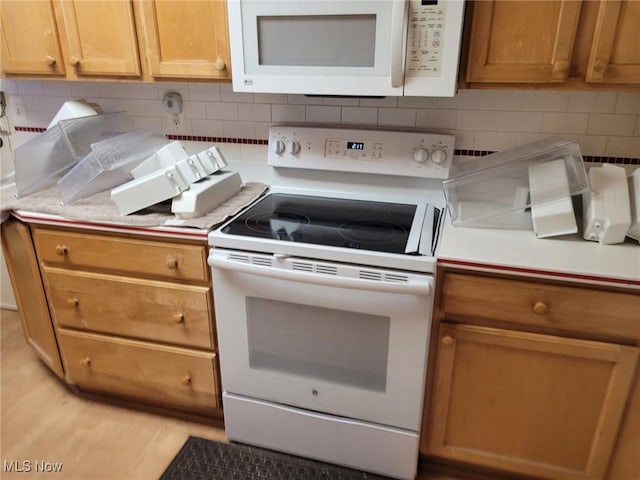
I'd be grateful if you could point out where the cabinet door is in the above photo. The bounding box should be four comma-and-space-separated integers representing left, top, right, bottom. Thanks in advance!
54, 0, 141, 78
136, 0, 230, 79
466, 0, 582, 83
0, 219, 64, 378
425, 324, 638, 480
0, 0, 66, 76
585, 0, 640, 84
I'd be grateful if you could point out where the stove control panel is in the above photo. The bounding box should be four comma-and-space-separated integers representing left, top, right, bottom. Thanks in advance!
268, 126, 455, 179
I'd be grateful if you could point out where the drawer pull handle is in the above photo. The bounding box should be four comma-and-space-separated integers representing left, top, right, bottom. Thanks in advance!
533, 302, 549, 315
181, 375, 192, 387
173, 312, 185, 324
55, 244, 69, 256
441, 336, 455, 346
80, 357, 91, 367
165, 255, 178, 270
67, 297, 79, 307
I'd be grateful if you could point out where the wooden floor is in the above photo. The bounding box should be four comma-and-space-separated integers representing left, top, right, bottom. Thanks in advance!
1, 309, 460, 480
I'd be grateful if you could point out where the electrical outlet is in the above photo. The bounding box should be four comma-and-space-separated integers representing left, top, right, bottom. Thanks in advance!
166, 112, 186, 133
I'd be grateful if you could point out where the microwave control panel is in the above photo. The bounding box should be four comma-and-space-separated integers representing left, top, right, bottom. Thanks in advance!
405, 0, 447, 78
268, 125, 454, 179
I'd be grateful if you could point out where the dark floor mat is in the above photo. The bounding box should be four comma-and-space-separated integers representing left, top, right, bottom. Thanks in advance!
160, 436, 393, 479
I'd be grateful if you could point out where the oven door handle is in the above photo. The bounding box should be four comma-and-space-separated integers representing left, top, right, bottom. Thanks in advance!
210, 256, 431, 296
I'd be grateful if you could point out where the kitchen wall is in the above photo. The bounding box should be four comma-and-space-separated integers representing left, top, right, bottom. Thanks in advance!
0, 79, 637, 307
1, 79, 639, 168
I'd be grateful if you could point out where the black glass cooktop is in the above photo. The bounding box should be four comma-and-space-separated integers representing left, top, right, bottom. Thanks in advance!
221, 193, 418, 255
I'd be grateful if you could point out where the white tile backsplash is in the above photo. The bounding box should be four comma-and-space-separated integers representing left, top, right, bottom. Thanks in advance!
567, 91, 617, 113
271, 104, 306, 123
205, 102, 238, 121
4, 81, 639, 159
587, 114, 637, 136
497, 111, 544, 132
340, 107, 379, 125
541, 113, 589, 134
456, 110, 499, 131
378, 108, 416, 127
305, 105, 341, 124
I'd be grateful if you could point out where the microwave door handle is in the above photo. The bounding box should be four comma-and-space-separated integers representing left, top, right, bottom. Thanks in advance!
390, 0, 408, 88
210, 255, 431, 296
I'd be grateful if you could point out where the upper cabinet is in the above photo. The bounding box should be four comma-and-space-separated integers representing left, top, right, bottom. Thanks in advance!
1, 0, 140, 80
465, 0, 640, 87
584, 0, 640, 84
56, 1, 141, 79
0, 1, 67, 76
136, 0, 230, 80
0, 0, 231, 82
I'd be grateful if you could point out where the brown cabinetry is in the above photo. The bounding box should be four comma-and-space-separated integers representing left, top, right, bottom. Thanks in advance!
1, 0, 141, 80
136, 0, 231, 80
0, 0, 231, 81
421, 269, 640, 480
465, 0, 640, 87
1, 216, 221, 417
1, 219, 64, 378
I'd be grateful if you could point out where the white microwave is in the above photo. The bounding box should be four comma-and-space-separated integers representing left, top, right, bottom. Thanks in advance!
227, 0, 466, 97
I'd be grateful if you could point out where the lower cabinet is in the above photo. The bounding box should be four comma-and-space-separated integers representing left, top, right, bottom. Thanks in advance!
58, 329, 219, 412
1, 219, 64, 378
2, 216, 221, 418
422, 269, 640, 480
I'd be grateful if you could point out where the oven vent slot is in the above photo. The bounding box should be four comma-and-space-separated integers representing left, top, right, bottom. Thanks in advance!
291, 261, 313, 272
360, 270, 383, 281
316, 264, 338, 275
359, 271, 410, 283
384, 273, 410, 283
228, 253, 251, 264
251, 256, 273, 267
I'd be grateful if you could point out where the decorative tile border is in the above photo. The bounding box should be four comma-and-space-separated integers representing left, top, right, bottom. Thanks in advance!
14, 127, 639, 165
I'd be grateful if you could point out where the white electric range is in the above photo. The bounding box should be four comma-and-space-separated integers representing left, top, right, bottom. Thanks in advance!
208, 125, 454, 479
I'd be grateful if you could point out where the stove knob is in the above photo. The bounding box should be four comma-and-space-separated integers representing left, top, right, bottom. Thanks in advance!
271, 140, 285, 155
289, 141, 301, 155
412, 148, 429, 164
430, 149, 447, 165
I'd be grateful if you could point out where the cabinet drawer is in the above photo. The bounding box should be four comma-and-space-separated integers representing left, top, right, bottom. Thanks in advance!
43, 267, 214, 349
33, 227, 209, 282
441, 273, 640, 340
58, 330, 220, 412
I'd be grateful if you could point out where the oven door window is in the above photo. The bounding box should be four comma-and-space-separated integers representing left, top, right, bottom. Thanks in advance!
246, 297, 389, 392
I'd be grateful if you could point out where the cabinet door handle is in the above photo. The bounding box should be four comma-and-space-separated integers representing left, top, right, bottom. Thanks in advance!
55, 244, 69, 256
533, 302, 549, 315
181, 374, 192, 387
165, 255, 178, 270
45, 55, 56, 66
79, 357, 91, 367
69, 56, 80, 67
214, 57, 226, 71
441, 336, 455, 346
173, 312, 185, 324
593, 59, 608, 74
67, 297, 79, 308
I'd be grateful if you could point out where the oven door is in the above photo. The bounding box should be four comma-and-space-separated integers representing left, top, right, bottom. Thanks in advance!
209, 249, 433, 431
227, 0, 407, 96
